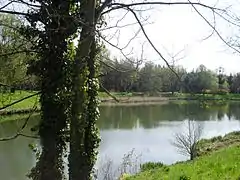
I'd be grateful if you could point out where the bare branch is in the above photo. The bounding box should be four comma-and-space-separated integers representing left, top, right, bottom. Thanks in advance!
126, 7, 181, 81
0, 1, 15, 10
98, 32, 138, 64
0, 9, 29, 16
100, 83, 120, 102
96, 0, 113, 20
99, 58, 137, 73
200, 10, 216, 41
14, 0, 41, 8
102, 1, 224, 16
187, 0, 240, 54
171, 120, 203, 160
0, 105, 39, 141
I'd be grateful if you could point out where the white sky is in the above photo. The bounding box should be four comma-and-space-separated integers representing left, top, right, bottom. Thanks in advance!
102, 0, 240, 74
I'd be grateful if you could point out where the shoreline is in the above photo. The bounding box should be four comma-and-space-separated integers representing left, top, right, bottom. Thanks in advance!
1, 94, 240, 115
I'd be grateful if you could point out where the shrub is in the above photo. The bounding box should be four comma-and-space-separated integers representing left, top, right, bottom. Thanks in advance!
140, 162, 165, 172
210, 136, 222, 143
179, 174, 190, 180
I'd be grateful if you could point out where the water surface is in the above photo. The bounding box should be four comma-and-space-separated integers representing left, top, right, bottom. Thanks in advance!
0, 101, 240, 179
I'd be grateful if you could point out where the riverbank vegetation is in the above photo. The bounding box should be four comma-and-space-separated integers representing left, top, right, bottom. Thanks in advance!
126, 131, 240, 180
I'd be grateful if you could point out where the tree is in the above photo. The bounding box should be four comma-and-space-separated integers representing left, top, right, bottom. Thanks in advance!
100, 58, 137, 92
24, 1, 77, 179
69, 0, 100, 179
184, 65, 218, 93
0, 13, 36, 90
227, 73, 234, 92
137, 62, 158, 92
230, 73, 240, 93
172, 120, 203, 160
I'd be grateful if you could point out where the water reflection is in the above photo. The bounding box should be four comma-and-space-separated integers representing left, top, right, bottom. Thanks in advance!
0, 116, 39, 180
98, 101, 240, 129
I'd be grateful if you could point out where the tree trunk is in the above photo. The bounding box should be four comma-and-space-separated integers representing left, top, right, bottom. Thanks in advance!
69, 0, 99, 179
28, 1, 73, 179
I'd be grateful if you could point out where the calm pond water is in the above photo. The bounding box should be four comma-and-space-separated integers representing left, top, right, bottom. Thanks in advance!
0, 101, 240, 180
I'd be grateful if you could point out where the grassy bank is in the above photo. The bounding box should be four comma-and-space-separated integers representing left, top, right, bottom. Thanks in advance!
0, 91, 39, 109
125, 131, 240, 180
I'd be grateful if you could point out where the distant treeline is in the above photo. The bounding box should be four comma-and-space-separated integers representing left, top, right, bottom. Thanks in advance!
2, 57, 240, 95
100, 60, 240, 94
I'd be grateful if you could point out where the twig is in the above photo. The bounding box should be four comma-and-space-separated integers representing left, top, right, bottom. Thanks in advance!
187, 0, 240, 54
127, 7, 181, 81
102, 2, 224, 16
0, 105, 39, 141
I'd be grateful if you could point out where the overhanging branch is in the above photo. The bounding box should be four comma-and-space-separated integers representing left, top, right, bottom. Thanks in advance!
0, 92, 40, 111
102, 1, 224, 16
187, 0, 240, 54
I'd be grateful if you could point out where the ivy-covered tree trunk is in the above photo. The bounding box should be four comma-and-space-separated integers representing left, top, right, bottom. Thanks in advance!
28, 1, 74, 179
69, 0, 100, 179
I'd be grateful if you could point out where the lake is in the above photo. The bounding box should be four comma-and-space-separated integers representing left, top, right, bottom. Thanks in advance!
0, 101, 240, 180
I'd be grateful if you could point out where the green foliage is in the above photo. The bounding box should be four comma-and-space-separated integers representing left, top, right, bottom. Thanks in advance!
22, 1, 79, 179
100, 63, 222, 94
140, 162, 165, 172
100, 58, 138, 92
179, 175, 190, 180
0, 13, 37, 89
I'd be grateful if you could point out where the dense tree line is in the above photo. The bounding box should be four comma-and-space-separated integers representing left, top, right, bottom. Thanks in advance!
100, 60, 240, 94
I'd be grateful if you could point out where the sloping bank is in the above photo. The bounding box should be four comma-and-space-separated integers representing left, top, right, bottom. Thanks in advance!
124, 131, 240, 180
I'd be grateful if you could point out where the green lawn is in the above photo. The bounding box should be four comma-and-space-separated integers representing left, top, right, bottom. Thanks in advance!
0, 90, 39, 111
126, 132, 240, 180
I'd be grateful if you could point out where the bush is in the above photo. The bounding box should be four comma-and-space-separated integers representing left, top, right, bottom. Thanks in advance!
179, 175, 191, 180
210, 136, 222, 143
140, 162, 165, 172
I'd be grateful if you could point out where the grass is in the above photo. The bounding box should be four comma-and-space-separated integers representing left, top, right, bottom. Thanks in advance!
126, 132, 240, 180
0, 90, 39, 111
